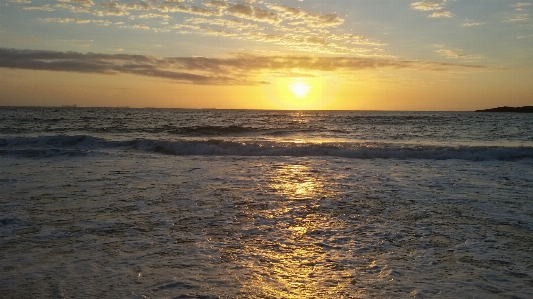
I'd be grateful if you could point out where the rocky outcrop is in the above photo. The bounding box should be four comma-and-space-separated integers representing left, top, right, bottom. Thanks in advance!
475, 106, 533, 113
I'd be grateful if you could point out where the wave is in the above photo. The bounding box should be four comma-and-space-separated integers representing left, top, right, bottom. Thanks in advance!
166, 125, 261, 136
1, 124, 272, 136
1, 135, 532, 161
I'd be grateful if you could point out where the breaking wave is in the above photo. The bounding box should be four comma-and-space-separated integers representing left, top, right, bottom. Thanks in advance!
1, 135, 532, 161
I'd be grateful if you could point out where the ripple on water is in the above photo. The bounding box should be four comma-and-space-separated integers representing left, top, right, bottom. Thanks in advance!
1, 156, 532, 298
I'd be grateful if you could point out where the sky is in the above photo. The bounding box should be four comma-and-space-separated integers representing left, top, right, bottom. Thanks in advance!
1, 0, 532, 110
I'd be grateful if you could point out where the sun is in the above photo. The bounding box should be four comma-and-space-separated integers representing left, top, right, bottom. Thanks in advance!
266, 77, 332, 110
288, 81, 311, 98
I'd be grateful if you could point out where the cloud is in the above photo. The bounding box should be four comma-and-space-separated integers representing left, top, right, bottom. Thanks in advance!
411, 1, 453, 18
224, 4, 280, 24
0, 48, 233, 84
436, 49, 466, 59
267, 4, 344, 28
429, 11, 452, 18
131, 24, 151, 30
504, 15, 530, 22
58, 0, 94, 7
137, 13, 170, 19
252, 7, 281, 24
435, 46, 482, 60
204, 0, 229, 9
462, 21, 484, 27
23, 4, 55, 11
8, 0, 363, 55
511, 2, 533, 11
124, 2, 153, 11
156, 4, 223, 16
51, 1, 128, 16
164, 4, 360, 55
410, 0, 447, 11
0, 48, 488, 85
185, 17, 259, 30
40, 18, 113, 26
226, 4, 253, 18
505, 2, 532, 22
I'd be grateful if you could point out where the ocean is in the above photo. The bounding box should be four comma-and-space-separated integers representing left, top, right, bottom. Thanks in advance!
1, 107, 532, 298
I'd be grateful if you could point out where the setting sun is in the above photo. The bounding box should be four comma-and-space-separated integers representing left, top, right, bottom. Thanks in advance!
266, 77, 335, 110
289, 81, 312, 98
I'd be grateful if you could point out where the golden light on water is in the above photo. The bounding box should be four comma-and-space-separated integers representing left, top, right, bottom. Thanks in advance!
237, 163, 356, 298
269, 164, 322, 200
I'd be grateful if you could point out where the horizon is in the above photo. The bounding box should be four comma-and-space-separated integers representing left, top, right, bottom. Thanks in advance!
2, 104, 532, 112
1, 0, 532, 110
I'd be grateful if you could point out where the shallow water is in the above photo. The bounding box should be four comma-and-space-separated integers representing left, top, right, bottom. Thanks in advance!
1, 153, 532, 298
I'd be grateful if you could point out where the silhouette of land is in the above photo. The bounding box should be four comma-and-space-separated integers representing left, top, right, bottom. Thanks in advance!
475, 106, 533, 113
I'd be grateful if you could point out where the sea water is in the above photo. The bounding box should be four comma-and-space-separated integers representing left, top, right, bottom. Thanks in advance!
1, 107, 532, 298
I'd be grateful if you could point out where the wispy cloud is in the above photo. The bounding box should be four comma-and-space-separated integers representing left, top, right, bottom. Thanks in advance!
462, 21, 485, 27
225, 3, 281, 24
411, 0, 447, 11
436, 49, 467, 59
511, 2, 533, 11
435, 46, 482, 60
58, 0, 94, 8
411, 0, 452, 18
429, 11, 452, 18
504, 15, 530, 22
23, 4, 55, 11
505, 2, 532, 22
40, 18, 113, 26
6, 0, 372, 55
0, 48, 488, 85
266, 4, 344, 28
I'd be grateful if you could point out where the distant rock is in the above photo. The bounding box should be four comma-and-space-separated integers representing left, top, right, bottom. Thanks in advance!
475, 106, 533, 113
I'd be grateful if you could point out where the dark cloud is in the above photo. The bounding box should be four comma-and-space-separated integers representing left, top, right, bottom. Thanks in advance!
0, 48, 238, 84
0, 48, 487, 85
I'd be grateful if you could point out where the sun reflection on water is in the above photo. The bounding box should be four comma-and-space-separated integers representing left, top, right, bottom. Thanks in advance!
237, 163, 357, 298
269, 164, 324, 200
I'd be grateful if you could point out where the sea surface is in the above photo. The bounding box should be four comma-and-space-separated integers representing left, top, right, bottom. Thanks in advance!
1, 107, 532, 298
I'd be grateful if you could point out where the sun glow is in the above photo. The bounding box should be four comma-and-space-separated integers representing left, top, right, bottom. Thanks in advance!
265, 77, 337, 110
289, 81, 311, 98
